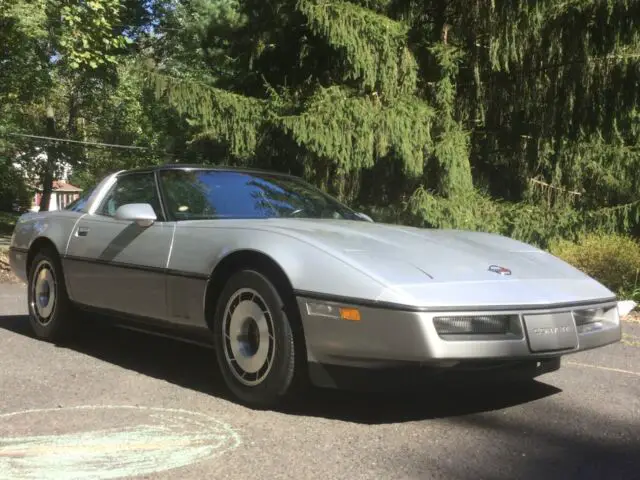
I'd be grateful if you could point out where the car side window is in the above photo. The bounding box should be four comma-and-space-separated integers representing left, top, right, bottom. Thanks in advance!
97, 173, 163, 219
159, 170, 215, 220
64, 187, 94, 212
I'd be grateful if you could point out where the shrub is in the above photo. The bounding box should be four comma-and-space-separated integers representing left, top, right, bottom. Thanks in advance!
549, 232, 640, 301
0, 158, 31, 212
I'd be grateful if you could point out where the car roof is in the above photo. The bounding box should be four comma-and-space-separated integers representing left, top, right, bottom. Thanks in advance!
121, 163, 299, 179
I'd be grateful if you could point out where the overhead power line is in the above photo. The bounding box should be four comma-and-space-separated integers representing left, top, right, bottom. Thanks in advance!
6, 132, 149, 150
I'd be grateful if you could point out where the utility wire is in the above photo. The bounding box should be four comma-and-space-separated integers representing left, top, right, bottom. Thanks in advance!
5, 132, 149, 150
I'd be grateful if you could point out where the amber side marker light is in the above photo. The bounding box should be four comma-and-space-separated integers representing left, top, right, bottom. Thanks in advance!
339, 307, 361, 321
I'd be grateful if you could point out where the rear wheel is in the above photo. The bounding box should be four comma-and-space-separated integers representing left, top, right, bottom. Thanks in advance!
27, 249, 76, 342
212, 269, 306, 408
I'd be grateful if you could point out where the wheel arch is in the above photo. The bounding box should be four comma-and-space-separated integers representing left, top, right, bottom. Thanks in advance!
26, 237, 60, 276
203, 249, 302, 332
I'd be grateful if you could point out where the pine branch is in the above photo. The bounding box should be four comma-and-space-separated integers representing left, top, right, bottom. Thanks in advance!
297, 0, 418, 98
278, 86, 434, 175
134, 65, 269, 158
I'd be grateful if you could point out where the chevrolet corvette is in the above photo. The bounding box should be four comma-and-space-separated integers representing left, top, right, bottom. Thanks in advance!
8, 164, 622, 407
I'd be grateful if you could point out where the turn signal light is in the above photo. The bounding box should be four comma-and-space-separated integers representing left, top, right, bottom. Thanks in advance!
339, 307, 361, 321
306, 302, 362, 321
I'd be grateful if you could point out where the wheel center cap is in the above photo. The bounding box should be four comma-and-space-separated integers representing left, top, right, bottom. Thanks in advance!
33, 264, 56, 321
237, 318, 260, 357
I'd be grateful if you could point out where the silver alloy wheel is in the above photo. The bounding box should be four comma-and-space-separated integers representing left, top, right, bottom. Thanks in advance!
30, 260, 57, 324
222, 287, 276, 386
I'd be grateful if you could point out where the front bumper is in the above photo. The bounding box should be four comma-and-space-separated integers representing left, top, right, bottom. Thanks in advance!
296, 296, 621, 369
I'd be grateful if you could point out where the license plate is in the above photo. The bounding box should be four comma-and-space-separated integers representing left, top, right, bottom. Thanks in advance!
523, 312, 578, 352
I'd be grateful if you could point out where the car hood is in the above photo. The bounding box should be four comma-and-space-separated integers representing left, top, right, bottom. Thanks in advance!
257, 218, 615, 308
188, 217, 615, 308
261, 218, 583, 283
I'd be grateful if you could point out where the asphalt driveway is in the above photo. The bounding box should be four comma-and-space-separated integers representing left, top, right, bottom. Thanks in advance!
1, 283, 639, 480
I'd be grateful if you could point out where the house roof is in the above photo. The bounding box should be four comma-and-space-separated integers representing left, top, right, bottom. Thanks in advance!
53, 181, 83, 192
36, 180, 83, 192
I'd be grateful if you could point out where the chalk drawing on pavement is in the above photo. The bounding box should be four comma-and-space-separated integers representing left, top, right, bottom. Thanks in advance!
0, 405, 242, 480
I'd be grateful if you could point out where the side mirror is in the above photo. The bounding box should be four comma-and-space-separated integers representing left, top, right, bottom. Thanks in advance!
114, 203, 157, 227
356, 212, 374, 222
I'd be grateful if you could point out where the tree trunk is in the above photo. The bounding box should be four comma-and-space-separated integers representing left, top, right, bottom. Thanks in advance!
39, 104, 57, 212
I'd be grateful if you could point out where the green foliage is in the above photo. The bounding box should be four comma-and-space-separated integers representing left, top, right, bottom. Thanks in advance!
0, 0, 47, 37
628, 287, 640, 305
279, 86, 434, 175
1, 0, 131, 72
476, 0, 640, 204
428, 43, 472, 197
142, 67, 268, 159
58, 0, 131, 70
5, 0, 640, 248
147, 0, 244, 81
0, 0, 50, 103
549, 233, 640, 299
0, 158, 31, 213
67, 60, 172, 184
0, 211, 20, 236
407, 184, 640, 249
135, 0, 640, 248
297, 0, 417, 98
0, 0, 153, 211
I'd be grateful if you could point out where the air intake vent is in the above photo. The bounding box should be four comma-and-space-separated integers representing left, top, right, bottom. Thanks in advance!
433, 315, 517, 335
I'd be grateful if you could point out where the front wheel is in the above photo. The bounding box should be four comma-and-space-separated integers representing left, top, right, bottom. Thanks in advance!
27, 249, 76, 342
212, 269, 306, 408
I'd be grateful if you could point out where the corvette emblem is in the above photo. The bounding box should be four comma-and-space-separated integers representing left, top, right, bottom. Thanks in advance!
488, 265, 511, 276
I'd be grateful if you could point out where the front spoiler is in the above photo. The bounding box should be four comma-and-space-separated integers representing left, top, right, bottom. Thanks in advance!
307, 357, 563, 390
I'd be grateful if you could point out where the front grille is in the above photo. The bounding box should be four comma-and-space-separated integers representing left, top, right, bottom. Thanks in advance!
433, 315, 515, 335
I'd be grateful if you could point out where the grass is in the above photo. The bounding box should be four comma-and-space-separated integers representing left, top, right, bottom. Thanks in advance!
622, 333, 640, 347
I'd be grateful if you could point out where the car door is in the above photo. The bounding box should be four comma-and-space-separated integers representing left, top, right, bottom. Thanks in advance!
65, 171, 175, 320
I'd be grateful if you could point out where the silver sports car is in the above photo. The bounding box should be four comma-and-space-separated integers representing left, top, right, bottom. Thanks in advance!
8, 164, 621, 407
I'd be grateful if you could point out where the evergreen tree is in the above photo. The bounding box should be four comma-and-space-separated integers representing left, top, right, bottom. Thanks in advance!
140, 0, 640, 247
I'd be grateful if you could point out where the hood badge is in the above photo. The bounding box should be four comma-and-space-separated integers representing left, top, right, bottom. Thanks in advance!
488, 265, 512, 276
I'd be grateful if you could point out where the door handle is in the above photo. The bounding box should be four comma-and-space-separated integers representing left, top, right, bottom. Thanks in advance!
77, 226, 90, 237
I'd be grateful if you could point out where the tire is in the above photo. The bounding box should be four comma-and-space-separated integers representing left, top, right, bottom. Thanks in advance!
27, 248, 76, 342
212, 269, 307, 409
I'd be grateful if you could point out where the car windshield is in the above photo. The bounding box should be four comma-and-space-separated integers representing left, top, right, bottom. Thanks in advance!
158, 169, 364, 221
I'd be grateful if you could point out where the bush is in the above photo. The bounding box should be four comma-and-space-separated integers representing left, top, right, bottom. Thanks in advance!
549, 233, 640, 301
0, 158, 31, 212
